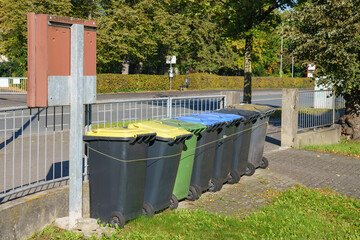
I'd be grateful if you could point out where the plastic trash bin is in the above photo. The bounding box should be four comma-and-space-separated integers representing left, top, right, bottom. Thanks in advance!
194, 112, 243, 187
128, 121, 193, 215
176, 115, 226, 194
217, 108, 260, 179
159, 119, 206, 201
84, 128, 156, 228
232, 104, 275, 170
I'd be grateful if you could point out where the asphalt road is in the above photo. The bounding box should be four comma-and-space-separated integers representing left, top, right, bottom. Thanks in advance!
0, 89, 283, 108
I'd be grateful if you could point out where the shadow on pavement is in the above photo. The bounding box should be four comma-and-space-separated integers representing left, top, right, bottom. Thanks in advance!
265, 136, 281, 146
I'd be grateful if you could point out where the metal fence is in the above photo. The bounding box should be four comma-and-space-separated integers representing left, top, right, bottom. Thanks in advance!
298, 90, 345, 131
86, 96, 225, 130
0, 77, 27, 94
1, 95, 225, 203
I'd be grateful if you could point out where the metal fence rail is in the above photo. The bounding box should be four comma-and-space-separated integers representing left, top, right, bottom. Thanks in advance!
87, 95, 225, 130
1, 95, 225, 203
298, 90, 345, 131
0, 77, 27, 94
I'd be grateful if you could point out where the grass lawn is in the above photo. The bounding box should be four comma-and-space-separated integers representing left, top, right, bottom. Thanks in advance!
302, 139, 360, 158
30, 186, 360, 239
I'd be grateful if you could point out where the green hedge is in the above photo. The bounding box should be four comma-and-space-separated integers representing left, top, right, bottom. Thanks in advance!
97, 73, 313, 93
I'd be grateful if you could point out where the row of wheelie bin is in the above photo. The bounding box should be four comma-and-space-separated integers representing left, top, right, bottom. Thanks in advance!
83, 104, 275, 228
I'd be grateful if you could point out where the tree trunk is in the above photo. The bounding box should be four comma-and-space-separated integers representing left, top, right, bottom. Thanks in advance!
339, 90, 360, 140
134, 61, 143, 74
121, 55, 130, 75
243, 35, 253, 103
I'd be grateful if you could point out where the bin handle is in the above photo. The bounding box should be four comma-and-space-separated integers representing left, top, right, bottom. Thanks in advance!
168, 133, 193, 144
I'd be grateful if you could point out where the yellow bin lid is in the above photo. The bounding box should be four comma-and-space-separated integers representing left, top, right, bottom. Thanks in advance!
86, 128, 155, 138
128, 121, 192, 140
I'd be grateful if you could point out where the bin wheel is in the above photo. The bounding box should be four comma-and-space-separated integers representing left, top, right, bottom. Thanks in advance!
209, 178, 222, 192
227, 170, 240, 184
187, 186, 199, 201
109, 211, 125, 228
192, 184, 202, 196
259, 157, 269, 169
142, 202, 155, 217
169, 194, 179, 210
245, 163, 255, 176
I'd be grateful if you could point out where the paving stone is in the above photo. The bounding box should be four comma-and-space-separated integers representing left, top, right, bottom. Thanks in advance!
178, 120, 360, 218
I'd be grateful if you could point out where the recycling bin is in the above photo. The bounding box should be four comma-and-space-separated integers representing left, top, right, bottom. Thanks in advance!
176, 115, 226, 194
83, 128, 156, 228
232, 104, 275, 170
217, 108, 260, 179
159, 119, 206, 201
194, 113, 243, 187
128, 121, 193, 215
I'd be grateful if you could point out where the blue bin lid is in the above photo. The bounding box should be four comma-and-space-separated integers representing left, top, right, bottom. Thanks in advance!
216, 108, 260, 122
176, 115, 222, 126
193, 112, 243, 126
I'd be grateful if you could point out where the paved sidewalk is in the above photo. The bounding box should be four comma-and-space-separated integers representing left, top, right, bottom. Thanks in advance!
178, 119, 360, 217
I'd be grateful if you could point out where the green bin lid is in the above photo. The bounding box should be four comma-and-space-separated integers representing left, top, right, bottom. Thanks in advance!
159, 119, 206, 135
128, 121, 193, 141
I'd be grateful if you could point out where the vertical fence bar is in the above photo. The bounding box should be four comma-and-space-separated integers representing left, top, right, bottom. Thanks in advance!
21, 110, 24, 187
37, 108, 40, 183
12, 111, 15, 190
44, 108, 48, 183
4, 111, 6, 193
53, 107, 56, 180
116, 103, 119, 127
61, 106, 64, 179
28, 109, 31, 186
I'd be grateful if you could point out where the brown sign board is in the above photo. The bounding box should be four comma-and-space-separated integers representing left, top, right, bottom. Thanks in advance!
27, 13, 97, 107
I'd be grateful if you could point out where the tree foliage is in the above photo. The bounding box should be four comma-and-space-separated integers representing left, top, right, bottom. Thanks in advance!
221, 0, 301, 102
288, 0, 360, 112
0, 0, 73, 76
288, 0, 360, 140
0, 0, 301, 77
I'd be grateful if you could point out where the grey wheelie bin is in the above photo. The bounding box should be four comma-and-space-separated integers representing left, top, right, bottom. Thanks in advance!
176, 115, 226, 194
128, 121, 193, 216
194, 112, 243, 188
159, 119, 207, 201
232, 104, 275, 170
217, 108, 260, 179
84, 128, 156, 228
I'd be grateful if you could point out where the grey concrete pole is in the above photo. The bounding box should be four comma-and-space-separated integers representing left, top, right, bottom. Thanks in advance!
281, 88, 299, 147
69, 24, 84, 227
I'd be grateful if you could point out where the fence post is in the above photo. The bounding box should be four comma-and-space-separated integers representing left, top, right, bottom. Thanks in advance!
281, 88, 299, 147
69, 24, 84, 227
168, 97, 172, 118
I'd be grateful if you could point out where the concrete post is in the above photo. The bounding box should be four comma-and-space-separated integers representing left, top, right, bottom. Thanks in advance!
281, 88, 299, 147
220, 91, 241, 107
69, 24, 84, 227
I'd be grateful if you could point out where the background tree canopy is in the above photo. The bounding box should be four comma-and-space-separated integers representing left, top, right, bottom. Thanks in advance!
288, 0, 360, 139
0, 0, 304, 77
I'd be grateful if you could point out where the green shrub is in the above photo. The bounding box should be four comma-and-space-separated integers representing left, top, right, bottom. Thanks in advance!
97, 73, 314, 93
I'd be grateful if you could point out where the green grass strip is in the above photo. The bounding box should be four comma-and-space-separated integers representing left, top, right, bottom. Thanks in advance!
302, 139, 360, 158
30, 186, 360, 239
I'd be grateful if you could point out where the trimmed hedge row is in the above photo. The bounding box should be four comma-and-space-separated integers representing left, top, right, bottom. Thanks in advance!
97, 73, 313, 93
